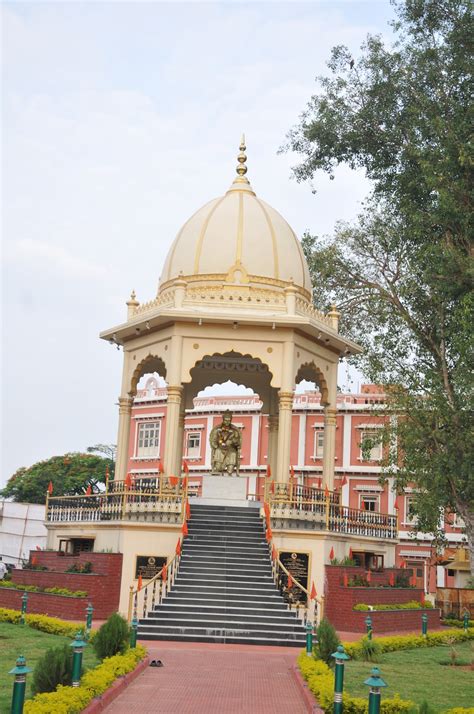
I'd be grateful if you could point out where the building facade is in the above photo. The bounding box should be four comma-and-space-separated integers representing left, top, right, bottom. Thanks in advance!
127, 377, 463, 595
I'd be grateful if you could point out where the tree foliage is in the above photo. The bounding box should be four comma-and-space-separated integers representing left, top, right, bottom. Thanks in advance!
0, 452, 114, 504
285, 0, 473, 567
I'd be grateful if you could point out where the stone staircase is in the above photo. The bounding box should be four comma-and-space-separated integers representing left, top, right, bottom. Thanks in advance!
138, 503, 306, 646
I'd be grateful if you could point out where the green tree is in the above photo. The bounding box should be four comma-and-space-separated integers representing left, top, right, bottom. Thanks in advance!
285, 0, 473, 568
0, 452, 114, 504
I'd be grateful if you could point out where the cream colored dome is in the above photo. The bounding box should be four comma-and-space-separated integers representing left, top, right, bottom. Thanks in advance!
159, 139, 312, 299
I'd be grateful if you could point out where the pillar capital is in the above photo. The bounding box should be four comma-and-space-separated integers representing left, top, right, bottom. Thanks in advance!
268, 415, 279, 432
167, 385, 183, 403
118, 396, 133, 414
278, 391, 294, 410
324, 406, 337, 425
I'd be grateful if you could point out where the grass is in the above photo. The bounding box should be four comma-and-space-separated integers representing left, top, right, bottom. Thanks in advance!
0, 622, 99, 712
344, 641, 474, 712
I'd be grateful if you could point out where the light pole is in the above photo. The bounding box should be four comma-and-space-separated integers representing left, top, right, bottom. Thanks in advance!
364, 667, 388, 714
9, 655, 32, 714
331, 645, 350, 714
70, 632, 87, 687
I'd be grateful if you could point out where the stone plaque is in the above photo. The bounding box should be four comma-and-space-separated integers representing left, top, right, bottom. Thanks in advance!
280, 551, 309, 604
135, 555, 167, 580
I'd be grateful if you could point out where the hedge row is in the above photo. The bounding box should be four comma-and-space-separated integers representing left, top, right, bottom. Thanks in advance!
353, 601, 433, 612
0, 607, 96, 641
0, 581, 87, 597
298, 652, 413, 714
23, 646, 147, 713
342, 628, 474, 658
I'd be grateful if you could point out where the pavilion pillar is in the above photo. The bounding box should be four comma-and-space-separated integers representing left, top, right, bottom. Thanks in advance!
174, 407, 186, 476
115, 396, 133, 481
322, 406, 337, 490
267, 415, 279, 477
164, 334, 183, 477
276, 391, 294, 483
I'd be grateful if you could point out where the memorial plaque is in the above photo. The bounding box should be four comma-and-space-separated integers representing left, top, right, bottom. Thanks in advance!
279, 551, 309, 604
135, 555, 167, 580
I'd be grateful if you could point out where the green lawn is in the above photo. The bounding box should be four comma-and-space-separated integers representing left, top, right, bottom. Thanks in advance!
344, 642, 474, 712
0, 622, 99, 712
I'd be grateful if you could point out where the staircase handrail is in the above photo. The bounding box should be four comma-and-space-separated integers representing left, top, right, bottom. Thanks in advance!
127, 549, 182, 623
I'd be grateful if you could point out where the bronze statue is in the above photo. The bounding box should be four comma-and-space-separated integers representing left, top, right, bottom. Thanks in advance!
209, 411, 242, 475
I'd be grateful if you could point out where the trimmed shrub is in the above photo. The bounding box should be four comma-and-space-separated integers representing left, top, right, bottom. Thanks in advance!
0, 608, 96, 641
354, 601, 433, 612
316, 617, 341, 665
343, 628, 474, 658
93, 612, 130, 659
31, 645, 74, 695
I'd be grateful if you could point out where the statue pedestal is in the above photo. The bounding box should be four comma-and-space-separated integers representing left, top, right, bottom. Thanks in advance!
197, 474, 257, 507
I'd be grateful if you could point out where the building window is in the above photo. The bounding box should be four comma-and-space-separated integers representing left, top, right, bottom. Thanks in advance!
186, 432, 201, 458
405, 495, 418, 525
314, 430, 324, 458
451, 513, 465, 529
359, 494, 379, 512
136, 422, 160, 457
359, 430, 382, 461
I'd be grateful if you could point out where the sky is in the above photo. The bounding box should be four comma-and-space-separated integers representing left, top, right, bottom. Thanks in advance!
1, 0, 396, 483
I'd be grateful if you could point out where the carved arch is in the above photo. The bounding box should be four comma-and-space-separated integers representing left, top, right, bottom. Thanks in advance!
129, 354, 167, 397
295, 361, 329, 406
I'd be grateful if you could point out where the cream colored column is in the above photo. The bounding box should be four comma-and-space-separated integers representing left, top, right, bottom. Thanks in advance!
164, 334, 184, 477
322, 407, 337, 490
267, 415, 279, 476
174, 408, 186, 475
275, 340, 295, 483
115, 396, 134, 481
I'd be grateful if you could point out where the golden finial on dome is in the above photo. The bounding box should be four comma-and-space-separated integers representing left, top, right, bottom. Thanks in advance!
236, 134, 248, 177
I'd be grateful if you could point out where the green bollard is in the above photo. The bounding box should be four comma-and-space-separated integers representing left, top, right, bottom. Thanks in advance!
331, 645, 350, 714
9, 655, 32, 714
20, 593, 28, 625
69, 632, 87, 687
364, 667, 387, 714
365, 615, 373, 640
463, 611, 469, 631
421, 613, 428, 637
306, 621, 314, 655
130, 616, 138, 648
85, 603, 94, 641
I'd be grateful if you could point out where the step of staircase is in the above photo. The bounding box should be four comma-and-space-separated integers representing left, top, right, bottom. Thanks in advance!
137, 503, 306, 647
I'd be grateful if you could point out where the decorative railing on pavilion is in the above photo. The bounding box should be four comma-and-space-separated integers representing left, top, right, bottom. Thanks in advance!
46, 476, 188, 524
266, 482, 397, 540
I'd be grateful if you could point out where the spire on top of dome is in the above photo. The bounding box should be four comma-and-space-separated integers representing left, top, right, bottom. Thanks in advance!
227, 134, 256, 195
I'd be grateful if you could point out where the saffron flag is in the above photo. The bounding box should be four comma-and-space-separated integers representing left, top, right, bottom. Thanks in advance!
287, 573, 294, 589
185, 500, 191, 520
324, 485, 330, 499
266, 528, 273, 543
400, 559, 407, 569
361, 498, 366, 510
270, 482, 275, 494
366, 570, 372, 583
272, 545, 277, 561
410, 574, 417, 587
329, 546, 335, 560
310, 582, 317, 600
394, 497, 400, 511
317, 478, 322, 489
161, 564, 167, 582
31, 555, 37, 566
343, 573, 349, 587
182, 461, 189, 474
264, 503, 270, 520
389, 572, 395, 587
105, 466, 110, 479
47, 481, 53, 495
158, 461, 165, 474
341, 476, 347, 487
182, 521, 188, 537
176, 539, 181, 556
85, 484, 92, 496
266, 465, 271, 478
169, 476, 179, 487
137, 575, 143, 592
349, 547, 353, 560
125, 473, 132, 489
290, 465, 295, 479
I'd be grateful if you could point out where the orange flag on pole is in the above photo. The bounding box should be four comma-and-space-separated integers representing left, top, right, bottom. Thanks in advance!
266, 528, 273, 543
349, 547, 353, 560
85, 484, 92, 496
389, 572, 395, 587
366, 570, 372, 583
182, 521, 188, 537
266, 465, 271, 478
176, 539, 181, 556
169, 475, 179, 487
185, 500, 191, 520
272, 545, 277, 561
400, 559, 407, 569
161, 564, 167, 582
343, 573, 349, 587
264, 502, 270, 520
47, 481, 53, 495
287, 573, 294, 589
125, 473, 132, 489
182, 461, 189, 474
341, 476, 347, 487
270, 482, 275, 494
324, 485, 330, 499
329, 546, 335, 560
158, 461, 165, 474
310, 582, 317, 600
290, 465, 295, 479
137, 574, 143, 592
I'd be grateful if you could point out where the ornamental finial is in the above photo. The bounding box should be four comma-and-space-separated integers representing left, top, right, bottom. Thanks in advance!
236, 134, 247, 177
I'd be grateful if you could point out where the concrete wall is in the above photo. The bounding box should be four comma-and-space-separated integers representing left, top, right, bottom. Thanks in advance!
0, 501, 46, 565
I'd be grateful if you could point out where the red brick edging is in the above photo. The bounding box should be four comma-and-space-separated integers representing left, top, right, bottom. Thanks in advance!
290, 663, 322, 714
82, 655, 150, 713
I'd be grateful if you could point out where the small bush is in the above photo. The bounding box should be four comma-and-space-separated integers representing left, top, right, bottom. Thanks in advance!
354, 636, 381, 662
31, 645, 74, 694
93, 612, 130, 659
353, 601, 432, 612
316, 618, 341, 665
66, 561, 93, 573
418, 701, 436, 714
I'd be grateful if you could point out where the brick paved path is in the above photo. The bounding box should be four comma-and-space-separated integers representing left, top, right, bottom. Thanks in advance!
104, 641, 309, 714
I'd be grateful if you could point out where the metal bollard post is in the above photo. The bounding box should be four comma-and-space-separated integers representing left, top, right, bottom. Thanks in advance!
130, 616, 138, 648
69, 632, 87, 687
364, 667, 387, 714
85, 603, 94, 641
9, 655, 32, 714
365, 615, 373, 640
306, 621, 314, 655
331, 645, 350, 714
20, 593, 28, 625
421, 613, 428, 637
463, 611, 469, 631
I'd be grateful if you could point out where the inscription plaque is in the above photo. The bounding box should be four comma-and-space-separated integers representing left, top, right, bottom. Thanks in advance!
280, 551, 309, 605
134, 555, 167, 580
